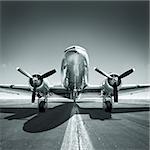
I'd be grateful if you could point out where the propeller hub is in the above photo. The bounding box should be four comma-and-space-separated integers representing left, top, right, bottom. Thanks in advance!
29, 74, 43, 88
108, 74, 121, 87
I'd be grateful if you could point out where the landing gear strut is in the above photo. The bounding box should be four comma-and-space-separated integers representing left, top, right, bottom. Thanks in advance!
38, 96, 48, 112
102, 94, 112, 113
104, 101, 112, 112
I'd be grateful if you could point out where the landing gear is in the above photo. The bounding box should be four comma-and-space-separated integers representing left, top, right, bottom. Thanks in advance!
39, 101, 46, 112
38, 96, 48, 113
104, 101, 112, 112
102, 94, 112, 113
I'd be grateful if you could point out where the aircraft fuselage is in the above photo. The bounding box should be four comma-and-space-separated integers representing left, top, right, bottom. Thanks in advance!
61, 46, 89, 92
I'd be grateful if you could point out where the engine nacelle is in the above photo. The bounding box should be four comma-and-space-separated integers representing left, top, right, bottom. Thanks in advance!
36, 81, 49, 94
102, 73, 122, 94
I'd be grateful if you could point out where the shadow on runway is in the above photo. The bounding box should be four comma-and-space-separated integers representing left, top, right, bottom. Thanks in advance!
112, 107, 150, 113
77, 106, 112, 120
0, 102, 149, 133
0, 103, 74, 133
77, 105, 149, 120
23, 103, 74, 133
1, 107, 37, 120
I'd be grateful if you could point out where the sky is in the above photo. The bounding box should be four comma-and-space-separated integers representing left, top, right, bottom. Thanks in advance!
1, 1, 149, 85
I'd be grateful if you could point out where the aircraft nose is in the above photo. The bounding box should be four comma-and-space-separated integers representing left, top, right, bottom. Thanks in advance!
65, 45, 86, 53
64, 48, 78, 53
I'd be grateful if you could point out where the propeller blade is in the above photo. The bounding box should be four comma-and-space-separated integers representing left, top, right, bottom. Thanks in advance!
113, 83, 118, 103
41, 69, 56, 79
16, 67, 32, 79
119, 68, 135, 79
32, 88, 36, 103
94, 67, 112, 79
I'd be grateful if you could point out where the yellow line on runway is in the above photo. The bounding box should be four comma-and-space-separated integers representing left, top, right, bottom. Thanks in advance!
60, 104, 95, 150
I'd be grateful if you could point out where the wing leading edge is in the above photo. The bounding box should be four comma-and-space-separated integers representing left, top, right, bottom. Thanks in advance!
0, 84, 31, 92
0, 84, 150, 95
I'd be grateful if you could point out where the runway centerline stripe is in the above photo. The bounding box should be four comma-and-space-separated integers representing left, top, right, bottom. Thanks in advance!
60, 104, 95, 150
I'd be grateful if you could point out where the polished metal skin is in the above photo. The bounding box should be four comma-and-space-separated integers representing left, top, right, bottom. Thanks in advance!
61, 46, 89, 91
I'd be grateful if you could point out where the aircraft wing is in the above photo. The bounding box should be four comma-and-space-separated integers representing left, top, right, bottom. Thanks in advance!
50, 84, 150, 95
119, 84, 150, 93
0, 84, 101, 98
0, 83, 149, 96
50, 86, 68, 94
0, 84, 69, 97
0, 84, 31, 95
81, 84, 150, 94
82, 84, 103, 93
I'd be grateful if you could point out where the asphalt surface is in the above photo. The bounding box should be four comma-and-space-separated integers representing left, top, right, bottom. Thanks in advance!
0, 96, 149, 150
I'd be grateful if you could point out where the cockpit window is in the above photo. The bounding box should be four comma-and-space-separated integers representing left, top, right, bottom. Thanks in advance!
64, 45, 86, 53
64, 46, 75, 53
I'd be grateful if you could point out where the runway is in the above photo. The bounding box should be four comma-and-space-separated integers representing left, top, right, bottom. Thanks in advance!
0, 95, 149, 150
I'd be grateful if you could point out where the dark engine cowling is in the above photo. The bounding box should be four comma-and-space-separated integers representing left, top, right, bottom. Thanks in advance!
108, 74, 121, 87
103, 74, 122, 94
29, 74, 43, 87
29, 74, 49, 94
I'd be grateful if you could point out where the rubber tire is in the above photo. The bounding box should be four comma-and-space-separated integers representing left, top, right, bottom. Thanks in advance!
104, 101, 112, 112
39, 101, 46, 112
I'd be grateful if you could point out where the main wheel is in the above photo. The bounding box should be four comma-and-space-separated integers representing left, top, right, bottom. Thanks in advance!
104, 101, 112, 112
39, 101, 46, 112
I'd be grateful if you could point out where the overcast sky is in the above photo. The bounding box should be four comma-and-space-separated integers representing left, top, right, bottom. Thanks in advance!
1, 1, 149, 85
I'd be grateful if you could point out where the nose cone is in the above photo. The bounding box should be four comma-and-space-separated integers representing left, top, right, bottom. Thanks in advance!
108, 74, 121, 87
33, 77, 40, 85
64, 46, 82, 66
67, 51, 79, 63
29, 74, 43, 87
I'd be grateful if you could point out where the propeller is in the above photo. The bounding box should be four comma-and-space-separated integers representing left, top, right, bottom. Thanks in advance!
16, 67, 32, 79
94, 67, 112, 79
16, 67, 56, 103
40, 69, 56, 79
94, 67, 135, 103
119, 68, 135, 79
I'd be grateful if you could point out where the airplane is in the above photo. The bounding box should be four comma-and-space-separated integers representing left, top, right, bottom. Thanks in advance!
0, 45, 150, 113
